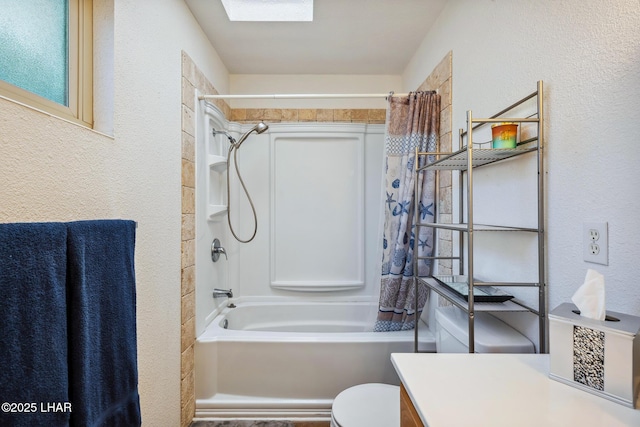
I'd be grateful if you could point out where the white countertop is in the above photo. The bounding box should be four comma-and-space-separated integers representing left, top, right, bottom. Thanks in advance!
391, 353, 640, 427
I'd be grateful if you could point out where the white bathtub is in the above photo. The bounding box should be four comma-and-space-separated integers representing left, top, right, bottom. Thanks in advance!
194, 301, 436, 420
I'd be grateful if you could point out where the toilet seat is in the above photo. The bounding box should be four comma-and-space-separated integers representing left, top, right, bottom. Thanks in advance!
331, 383, 400, 427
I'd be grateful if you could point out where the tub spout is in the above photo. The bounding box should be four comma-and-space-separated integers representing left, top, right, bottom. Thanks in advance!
213, 288, 233, 299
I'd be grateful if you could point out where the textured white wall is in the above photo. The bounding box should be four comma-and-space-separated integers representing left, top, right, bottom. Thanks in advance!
112, 2, 229, 424
404, 0, 640, 317
0, 1, 229, 425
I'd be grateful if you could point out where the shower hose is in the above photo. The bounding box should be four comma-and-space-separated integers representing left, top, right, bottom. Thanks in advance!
226, 144, 258, 243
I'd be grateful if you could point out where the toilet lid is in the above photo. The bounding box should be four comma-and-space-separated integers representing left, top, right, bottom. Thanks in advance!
332, 383, 400, 427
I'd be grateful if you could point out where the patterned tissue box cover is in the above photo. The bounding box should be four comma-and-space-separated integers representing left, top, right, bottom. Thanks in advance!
549, 303, 640, 408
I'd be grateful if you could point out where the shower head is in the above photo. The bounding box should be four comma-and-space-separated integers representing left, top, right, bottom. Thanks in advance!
212, 128, 236, 144
235, 121, 269, 149
254, 121, 269, 134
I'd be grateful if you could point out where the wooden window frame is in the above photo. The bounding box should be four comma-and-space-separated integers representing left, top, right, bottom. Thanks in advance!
0, 0, 93, 127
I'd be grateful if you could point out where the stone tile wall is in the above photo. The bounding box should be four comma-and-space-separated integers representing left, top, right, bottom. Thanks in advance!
417, 51, 453, 277
181, 51, 231, 427
230, 108, 386, 124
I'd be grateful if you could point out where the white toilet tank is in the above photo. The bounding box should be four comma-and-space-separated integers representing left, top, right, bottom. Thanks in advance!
435, 306, 534, 353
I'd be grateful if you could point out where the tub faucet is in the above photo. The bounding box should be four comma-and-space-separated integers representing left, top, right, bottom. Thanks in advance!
211, 238, 227, 262
213, 288, 233, 298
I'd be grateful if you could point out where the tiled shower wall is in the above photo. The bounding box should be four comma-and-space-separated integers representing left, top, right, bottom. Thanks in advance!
179, 51, 452, 427
417, 52, 453, 276
230, 108, 386, 124
181, 51, 231, 427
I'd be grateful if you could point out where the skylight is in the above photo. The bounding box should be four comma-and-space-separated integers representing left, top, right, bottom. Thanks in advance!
220, 0, 313, 22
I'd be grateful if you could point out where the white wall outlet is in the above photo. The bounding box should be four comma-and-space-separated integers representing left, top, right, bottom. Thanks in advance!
583, 222, 608, 265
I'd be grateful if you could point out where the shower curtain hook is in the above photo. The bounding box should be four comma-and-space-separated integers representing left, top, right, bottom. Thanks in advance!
386, 91, 394, 101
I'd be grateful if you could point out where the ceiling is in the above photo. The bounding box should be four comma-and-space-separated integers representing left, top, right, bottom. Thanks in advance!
184, 0, 448, 75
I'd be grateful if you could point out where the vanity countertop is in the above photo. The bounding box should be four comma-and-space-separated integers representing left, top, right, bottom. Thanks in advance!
391, 353, 640, 427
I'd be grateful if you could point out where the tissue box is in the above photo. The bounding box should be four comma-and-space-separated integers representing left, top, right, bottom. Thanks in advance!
549, 303, 640, 407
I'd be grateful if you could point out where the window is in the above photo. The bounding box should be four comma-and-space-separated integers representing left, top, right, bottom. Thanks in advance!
0, 0, 93, 127
220, 0, 313, 22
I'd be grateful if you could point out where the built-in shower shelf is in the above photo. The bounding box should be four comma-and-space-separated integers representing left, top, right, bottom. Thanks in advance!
209, 155, 227, 172
207, 204, 227, 220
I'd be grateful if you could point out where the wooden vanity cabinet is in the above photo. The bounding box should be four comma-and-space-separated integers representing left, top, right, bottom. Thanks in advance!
400, 383, 425, 427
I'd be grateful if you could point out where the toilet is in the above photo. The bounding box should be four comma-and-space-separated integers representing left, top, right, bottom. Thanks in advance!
330, 307, 533, 426
330, 383, 400, 427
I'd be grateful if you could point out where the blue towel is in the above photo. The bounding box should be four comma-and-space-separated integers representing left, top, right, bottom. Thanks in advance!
0, 222, 70, 427
66, 220, 141, 427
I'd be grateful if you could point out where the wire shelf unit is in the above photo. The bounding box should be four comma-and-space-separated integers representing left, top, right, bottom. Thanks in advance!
412, 81, 546, 354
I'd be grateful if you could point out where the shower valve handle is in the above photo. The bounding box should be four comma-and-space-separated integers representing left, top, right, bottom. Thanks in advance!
211, 238, 228, 262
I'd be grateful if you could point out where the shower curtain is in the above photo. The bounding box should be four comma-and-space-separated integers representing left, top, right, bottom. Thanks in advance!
374, 91, 440, 332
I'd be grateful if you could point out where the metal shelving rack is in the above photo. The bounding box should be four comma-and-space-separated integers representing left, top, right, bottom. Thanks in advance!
413, 81, 546, 354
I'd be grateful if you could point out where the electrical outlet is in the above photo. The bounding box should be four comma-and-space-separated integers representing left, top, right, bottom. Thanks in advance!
583, 222, 608, 265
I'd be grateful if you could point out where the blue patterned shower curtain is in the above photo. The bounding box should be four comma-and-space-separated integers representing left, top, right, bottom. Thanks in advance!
374, 91, 440, 332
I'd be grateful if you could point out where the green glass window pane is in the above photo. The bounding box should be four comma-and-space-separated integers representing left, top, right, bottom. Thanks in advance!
0, 0, 69, 106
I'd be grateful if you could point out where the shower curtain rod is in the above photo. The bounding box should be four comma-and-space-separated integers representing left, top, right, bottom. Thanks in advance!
198, 92, 412, 100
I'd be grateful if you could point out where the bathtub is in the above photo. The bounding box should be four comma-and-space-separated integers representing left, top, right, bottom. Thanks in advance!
194, 301, 436, 420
